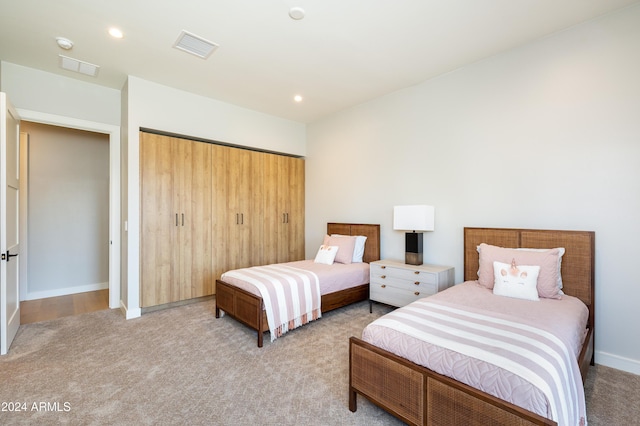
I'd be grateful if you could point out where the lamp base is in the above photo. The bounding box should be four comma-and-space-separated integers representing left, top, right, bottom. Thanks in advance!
405, 252, 423, 266
405, 232, 424, 266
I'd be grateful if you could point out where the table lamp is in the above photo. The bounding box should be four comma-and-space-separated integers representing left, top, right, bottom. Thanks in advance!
393, 205, 435, 265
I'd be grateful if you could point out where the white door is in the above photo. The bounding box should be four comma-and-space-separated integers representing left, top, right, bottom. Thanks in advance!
1, 92, 20, 355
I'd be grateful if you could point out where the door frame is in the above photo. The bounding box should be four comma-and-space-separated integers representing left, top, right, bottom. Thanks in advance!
16, 109, 121, 309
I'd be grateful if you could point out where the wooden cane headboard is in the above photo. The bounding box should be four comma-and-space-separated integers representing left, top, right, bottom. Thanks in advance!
464, 227, 595, 329
327, 223, 381, 264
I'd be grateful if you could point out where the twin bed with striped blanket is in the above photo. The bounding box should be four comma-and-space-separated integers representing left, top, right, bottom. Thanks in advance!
221, 264, 322, 342
349, 227, 595, 426
215, 223, 380, 347
361, 281, 588, 425
220, 260, 372, 342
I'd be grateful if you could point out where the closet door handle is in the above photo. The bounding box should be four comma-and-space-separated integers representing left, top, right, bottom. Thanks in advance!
283, 213, 286, 224
182, 213, 184, 226
241, 213, 244, 225
286, 213, 289, 223
176, 213, 179, 226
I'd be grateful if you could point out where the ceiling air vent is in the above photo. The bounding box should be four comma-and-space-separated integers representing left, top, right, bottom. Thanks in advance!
59, 55, 100, 77
173, 30, 218, 59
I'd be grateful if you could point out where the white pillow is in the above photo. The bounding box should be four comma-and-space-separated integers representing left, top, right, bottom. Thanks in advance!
493, 260, 540, 301
332, 234, 367, 263
314, 245, 338, 265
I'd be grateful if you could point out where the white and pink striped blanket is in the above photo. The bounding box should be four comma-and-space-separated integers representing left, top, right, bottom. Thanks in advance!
221, 264, 321, 342
363, 282, 588, 426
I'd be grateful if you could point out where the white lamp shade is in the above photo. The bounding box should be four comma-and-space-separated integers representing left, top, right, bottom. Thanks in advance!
393, 205, 435, 231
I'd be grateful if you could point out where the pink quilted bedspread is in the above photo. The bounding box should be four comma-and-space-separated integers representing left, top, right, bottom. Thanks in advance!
362, 281, 589, 426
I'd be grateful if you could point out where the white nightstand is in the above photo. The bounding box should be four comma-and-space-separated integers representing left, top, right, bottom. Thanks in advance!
369, 260, 455, 311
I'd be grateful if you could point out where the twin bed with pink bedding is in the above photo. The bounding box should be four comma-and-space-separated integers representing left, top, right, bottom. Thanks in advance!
215, 223, 380, 347
220, 260, 370, 342
350, 227, 595, 426
361, 281, 588, 424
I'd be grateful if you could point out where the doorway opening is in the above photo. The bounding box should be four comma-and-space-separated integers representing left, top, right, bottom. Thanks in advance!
19, 122, 110, 321
12, 109, 120, 320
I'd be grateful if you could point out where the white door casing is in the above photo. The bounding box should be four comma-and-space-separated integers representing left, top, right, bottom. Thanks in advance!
1, 92, 21, 355
15, 109, 121, 311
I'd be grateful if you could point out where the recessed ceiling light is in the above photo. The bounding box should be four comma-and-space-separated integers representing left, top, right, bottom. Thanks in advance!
294, 95, 303, 103
289, 7, 305, 20
109, 27, 124, 39
55, 37, 73, 50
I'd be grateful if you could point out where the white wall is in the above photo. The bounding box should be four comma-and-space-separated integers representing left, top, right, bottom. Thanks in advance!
0, 62, 120, 125
122, 76, 307, 318
23, 122, 109, 299
126, 76, 306, 156
306, 6, 640, 374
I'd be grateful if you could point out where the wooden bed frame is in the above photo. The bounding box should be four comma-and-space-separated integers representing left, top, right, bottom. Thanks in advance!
215, 223, 381, 347
349, 227, 595, 426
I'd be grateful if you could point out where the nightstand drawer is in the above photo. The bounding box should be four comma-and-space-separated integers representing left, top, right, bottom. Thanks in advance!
371, 263, 436, 285
370, 276, 437, 294
370, 282, 430, 307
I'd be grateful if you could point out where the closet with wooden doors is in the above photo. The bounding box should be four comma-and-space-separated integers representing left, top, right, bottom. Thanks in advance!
140, 131, 304, 308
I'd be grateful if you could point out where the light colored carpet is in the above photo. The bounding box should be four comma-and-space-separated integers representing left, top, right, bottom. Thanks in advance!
0, 299, 637, 425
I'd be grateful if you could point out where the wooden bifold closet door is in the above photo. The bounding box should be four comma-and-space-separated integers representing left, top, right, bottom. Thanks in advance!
211, 146, 305, 289
263, 153, 305, 264
141, 131, 304, 308
140, 132, 212, 307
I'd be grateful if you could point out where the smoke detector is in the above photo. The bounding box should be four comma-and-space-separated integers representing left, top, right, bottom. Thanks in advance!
289, 7, 305, 20
56, 37, 74, 50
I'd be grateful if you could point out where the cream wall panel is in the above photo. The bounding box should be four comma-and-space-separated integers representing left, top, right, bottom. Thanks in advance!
0, 62, 120, 125
126, 76, 305, 156
305, 5, 640, 373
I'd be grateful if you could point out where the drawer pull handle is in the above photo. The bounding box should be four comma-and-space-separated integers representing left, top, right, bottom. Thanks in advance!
414, 291, 420, 296
381, 284, 386, 288
414, 281, 420, 285
381, 265, 386, 269
414, 271, 420, 275
381, 275, 386, 279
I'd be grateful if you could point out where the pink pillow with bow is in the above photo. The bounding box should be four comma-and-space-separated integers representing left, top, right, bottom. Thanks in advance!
477, 243, 562, 299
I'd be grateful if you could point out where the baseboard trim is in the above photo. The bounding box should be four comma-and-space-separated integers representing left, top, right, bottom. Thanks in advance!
595, 350, 640, 375
24, 282, 108, 301
120, 300, 142, 320
140, 295, 215, 316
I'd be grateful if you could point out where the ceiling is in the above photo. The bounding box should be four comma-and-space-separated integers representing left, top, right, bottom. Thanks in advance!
0, 0, 637, 123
